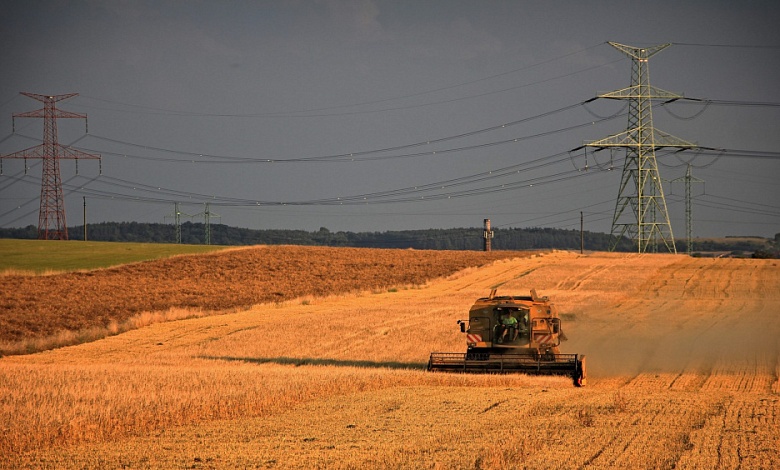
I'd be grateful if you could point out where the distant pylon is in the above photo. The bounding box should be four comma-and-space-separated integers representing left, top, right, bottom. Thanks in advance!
165, 202, 190, 244
196, 202, 221, 245
672, 164, 705, 256
0, 92, 101, 240
585, 43, 697, 253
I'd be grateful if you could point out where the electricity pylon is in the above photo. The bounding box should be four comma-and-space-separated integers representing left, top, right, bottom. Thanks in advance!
195, 202, 220, 245
165, 202, 191, 244
585, 43, 697, 253
0, 93, 101, 240
671, 164, 705, 256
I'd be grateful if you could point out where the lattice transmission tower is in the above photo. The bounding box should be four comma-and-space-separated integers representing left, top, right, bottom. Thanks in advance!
0, 92, 101, 240
202, 202, 221, 246
671, 164, 705, 256
585, 43, 697, 253
165, 202, 190, 244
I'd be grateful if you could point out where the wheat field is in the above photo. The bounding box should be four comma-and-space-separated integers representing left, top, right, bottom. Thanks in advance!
1, 249, 778, 469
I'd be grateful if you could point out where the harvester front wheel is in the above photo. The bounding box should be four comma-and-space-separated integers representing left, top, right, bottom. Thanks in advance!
573, 355, 587, 387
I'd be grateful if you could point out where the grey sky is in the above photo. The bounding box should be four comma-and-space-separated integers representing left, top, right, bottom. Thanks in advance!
1, 0, 779, 238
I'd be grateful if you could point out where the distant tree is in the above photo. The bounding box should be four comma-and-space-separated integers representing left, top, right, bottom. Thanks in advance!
0, 225, 37, 239
752, 249, 778, 259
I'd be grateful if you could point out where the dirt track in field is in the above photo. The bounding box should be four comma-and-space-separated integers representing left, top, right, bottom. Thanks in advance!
2, 250, 778, 469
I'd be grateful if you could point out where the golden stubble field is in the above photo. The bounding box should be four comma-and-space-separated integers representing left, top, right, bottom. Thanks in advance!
1, 249, 778, 469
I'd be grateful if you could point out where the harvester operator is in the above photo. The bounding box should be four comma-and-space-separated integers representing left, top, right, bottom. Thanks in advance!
498, 311, 519, 343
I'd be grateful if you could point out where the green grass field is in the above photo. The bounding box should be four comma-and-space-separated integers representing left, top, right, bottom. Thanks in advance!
0, 239, 227, 274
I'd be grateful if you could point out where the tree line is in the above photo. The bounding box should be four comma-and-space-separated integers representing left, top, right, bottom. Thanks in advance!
1, 222, 776, 256
0, 222, 626, 250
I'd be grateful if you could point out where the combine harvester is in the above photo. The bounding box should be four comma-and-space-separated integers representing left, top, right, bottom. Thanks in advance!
428, 289, 587, 386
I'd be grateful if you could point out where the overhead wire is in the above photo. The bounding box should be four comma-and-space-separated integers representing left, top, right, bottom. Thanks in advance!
64, 148, 588, 206
678, 197, 780, 219
700, 194, 780, 215
700, 166, 777, 187
495, 198, 615, 229
659, 100, 712, 120
45, 137, 620, 209
657, 97, 780, 126
67, 100, 594, 164
673, 42, 780, 49
692, 148, 780, 160
0, 173, 83, 225
677, 98, 780, 108
70, 168, 598, 207
71, 111, 623, 165
3, 96, 617, 221
7, 113, 774, 226
75, 42, 612, 118
4, 40, 778, 231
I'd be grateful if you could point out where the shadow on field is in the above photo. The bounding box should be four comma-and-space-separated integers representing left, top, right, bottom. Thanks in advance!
200, 355, 428, 370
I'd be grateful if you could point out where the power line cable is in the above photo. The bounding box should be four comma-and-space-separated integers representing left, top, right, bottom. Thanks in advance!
651, 97, 780, 120
0, 174, 83, 225
667, 193, 780, 218
74, 112, 622, 165
495, 198, 615, 229
694, 148, 780, 160
0, 94, 21, 111
673, 42, 780, 49
58, 151, 599, 207
71, 100, 590, 164
680, 98, 780, 108
76, 43, 611, 118
701, 194, 780, 214
659, 100, 712, 120
701, 166, 777, 187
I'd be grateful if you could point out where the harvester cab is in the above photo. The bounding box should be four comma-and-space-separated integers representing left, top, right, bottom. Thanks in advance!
429, 289, 586, 386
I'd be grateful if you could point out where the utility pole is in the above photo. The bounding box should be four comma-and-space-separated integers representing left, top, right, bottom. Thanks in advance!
582, 43, 697, 254
483, 218, 494, 252
580, 211, 584, 254
83, 196, 87, 241
671, 164, 705, 256
0, 92, 101, 240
